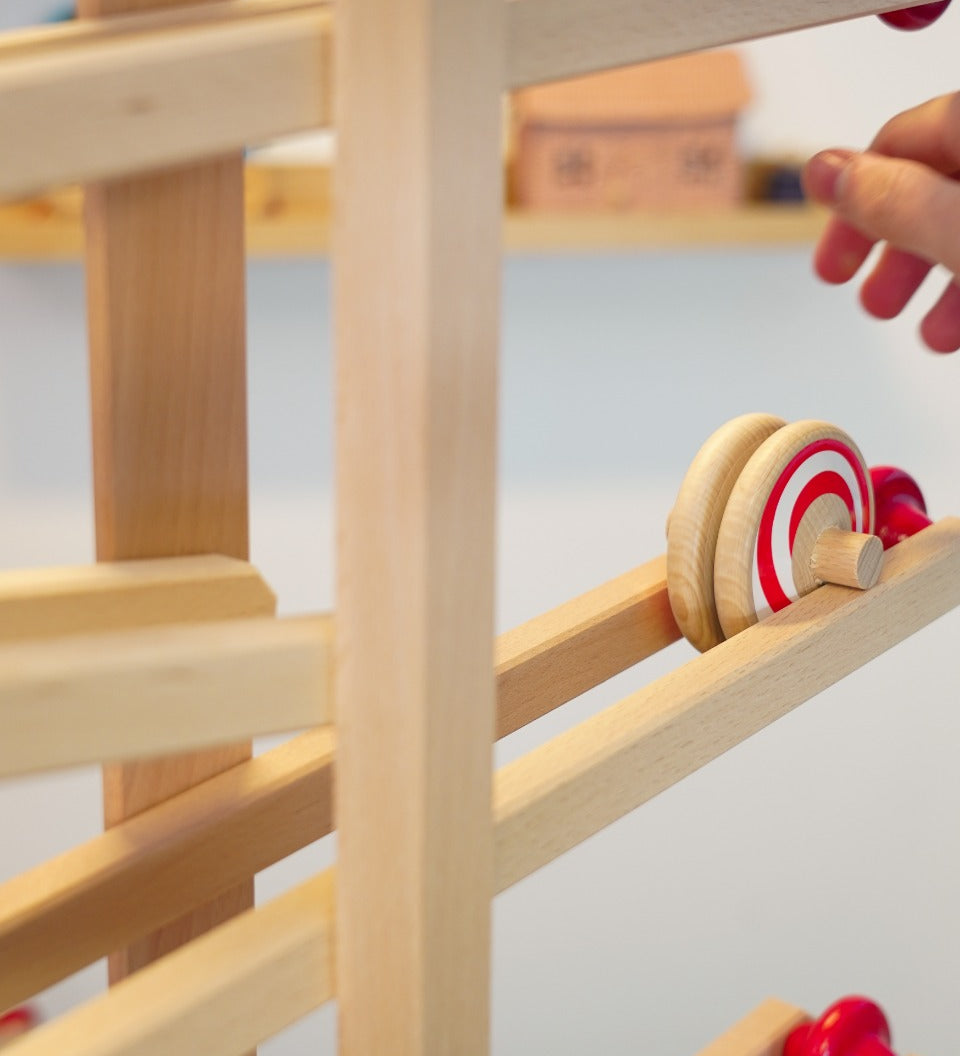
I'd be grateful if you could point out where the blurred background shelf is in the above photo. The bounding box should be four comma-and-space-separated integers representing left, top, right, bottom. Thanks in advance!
0, 165, 826, 260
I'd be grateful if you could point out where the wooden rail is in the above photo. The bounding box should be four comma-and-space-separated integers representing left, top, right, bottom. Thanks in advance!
0, 556, 675, 1010
5, 521, 958, 1028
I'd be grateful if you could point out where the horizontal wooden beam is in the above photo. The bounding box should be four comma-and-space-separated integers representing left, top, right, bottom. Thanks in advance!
0, 613, 333, 777
493, 518, 960, 890
0, 558, 673, 1008
505, 0, 943, 87
0, 0, 940, 196
0, 0, 331, 199
7, 870, 335, 1056
0, 554, 274, 641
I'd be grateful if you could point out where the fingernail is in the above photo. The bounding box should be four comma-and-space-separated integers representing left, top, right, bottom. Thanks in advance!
803, 149, 857, 204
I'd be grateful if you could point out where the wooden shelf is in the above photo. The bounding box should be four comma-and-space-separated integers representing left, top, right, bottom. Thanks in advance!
0, 165, 826, 260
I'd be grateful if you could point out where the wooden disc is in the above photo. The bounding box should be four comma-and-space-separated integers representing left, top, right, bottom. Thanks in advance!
714, 420, 876, 640
667, 413, 787, 652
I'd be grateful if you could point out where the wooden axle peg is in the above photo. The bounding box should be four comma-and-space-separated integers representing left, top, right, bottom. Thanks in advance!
784, 996, 895, 1056
809, 526, 883, 591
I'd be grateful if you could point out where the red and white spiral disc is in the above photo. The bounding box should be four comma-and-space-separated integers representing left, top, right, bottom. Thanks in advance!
715, 421, 875, 639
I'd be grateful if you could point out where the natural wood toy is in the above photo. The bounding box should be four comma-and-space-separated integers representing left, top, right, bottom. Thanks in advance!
3, 4, 960, 1056
784, 996, 894, 1056
668, 415, 933, 651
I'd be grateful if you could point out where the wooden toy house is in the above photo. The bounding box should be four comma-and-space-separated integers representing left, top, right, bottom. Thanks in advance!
0, 2, 957, 1055
511, 51, 751, 210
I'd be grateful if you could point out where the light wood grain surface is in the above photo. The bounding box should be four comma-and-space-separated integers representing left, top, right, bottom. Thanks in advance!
667, 413, 785, 652
0, 614, 333, 778
0, 555, 273, 640
0, 729, 333, 1013
0, 558, 676, 1007
79, 0, 257, 988
496, 554, 679, 736
505, 0, 943, 87
0, 1, 330, 200
333, 0, 503, 1044
5, 872, 335, 1056
8, 523, 960, 1013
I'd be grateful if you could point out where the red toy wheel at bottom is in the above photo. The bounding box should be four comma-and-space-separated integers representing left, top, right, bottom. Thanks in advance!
784, 997, 893, 1056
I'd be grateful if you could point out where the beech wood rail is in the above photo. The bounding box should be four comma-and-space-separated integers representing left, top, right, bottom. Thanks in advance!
0, 0, 940, 199
3, 519, 959, 1040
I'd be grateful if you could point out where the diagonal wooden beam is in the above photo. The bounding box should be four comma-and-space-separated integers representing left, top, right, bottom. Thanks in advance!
0, 556, 674, 1009
5, 522, 960, 1048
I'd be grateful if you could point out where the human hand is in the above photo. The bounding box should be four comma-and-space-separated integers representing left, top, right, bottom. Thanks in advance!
802, 93, 960, 352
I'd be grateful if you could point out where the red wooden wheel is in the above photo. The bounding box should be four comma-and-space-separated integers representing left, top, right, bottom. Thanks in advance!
879, 2, 951, 29
784, 997, 894, 1056
870, 466, 932, 549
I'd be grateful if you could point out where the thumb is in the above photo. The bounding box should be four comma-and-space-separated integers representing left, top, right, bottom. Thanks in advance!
805, 149, 960, 277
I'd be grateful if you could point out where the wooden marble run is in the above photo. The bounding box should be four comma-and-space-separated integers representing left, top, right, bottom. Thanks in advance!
0, 2, 958, 1054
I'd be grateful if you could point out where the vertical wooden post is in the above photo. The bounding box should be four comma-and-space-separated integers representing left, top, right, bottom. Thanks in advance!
78, 0, 254, 985
334, 0, 503, 1049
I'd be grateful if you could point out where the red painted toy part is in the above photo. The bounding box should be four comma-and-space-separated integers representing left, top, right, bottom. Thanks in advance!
879, 2, 951, 29
784, 997, 894, 1056
870, 466, 932, 549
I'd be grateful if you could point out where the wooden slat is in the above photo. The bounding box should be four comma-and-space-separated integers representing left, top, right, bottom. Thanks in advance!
0, 614, 333, 778
0, 729, 333, 1013
333, 0, 503, 1045
0, 0, 331, 200
493, 518, 960, 891
5, 871, 336, 1056
79, 0, 257, 989
6, 522, 959, 1007
9, 521, 960, 1012
696, 999, 809, 1056
497, 553, 678, 737
0, 559, 674, 1008
1, 0, 935, 199
0, 555, 273, 641
505, 0, 943, 88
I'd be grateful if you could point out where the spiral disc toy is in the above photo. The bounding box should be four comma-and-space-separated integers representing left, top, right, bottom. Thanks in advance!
667, 415, 933, 651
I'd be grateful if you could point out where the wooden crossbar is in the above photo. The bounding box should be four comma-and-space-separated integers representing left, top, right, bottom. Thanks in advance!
0, 0, 938, 197
504, 0, 943, 87
0, 614, 333, 777
0, 0, 331, 199
0, 554, 274, 640
0, 557, 674, 1009
7, 872, 336, 1056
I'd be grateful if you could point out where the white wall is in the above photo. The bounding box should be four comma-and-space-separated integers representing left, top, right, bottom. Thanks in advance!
2, 5, 960, 1054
